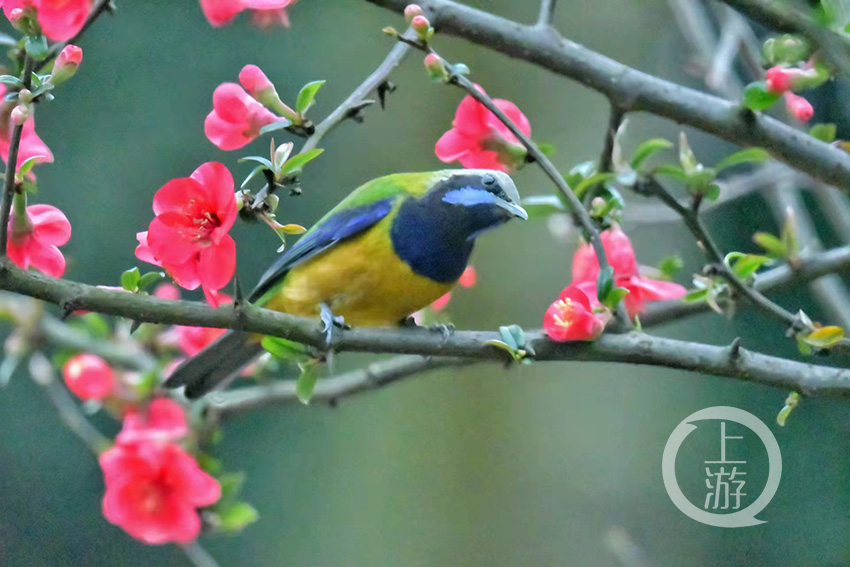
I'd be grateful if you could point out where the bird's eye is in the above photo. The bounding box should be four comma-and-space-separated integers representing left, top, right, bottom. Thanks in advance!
482, 174, 496, 186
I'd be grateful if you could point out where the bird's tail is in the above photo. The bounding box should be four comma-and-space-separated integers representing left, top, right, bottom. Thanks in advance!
164, 331, 264, 399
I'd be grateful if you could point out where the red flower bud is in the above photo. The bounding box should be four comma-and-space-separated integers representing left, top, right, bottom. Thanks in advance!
10, 104, 29, 126
411, 14, 431, 40
766, 66, 792, 93
784, 92, 813, 122
404, 3, 424, 22
51, 44, 82, 85
63, 354, 115, 400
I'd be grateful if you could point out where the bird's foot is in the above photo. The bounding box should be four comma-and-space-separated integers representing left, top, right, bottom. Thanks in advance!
319, 302, 348, 348
430, 322, 455, 343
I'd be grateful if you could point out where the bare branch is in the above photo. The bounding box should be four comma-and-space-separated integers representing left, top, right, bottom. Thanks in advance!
537, 0, 557, 27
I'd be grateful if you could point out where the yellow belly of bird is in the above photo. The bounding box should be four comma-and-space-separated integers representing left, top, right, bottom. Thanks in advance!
265, 217, 454, 326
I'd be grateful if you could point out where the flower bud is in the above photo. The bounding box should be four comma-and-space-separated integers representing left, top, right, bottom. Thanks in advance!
411, 15, 431, 41
10, 104, 30, 126
766, 66, 792, 93
784, 92, 813, 122
404, 4, 424, 22
238, 64, 298, 122
273, 141, 294, 170
17, 89, 32, 104
50, 45, 83, 85
8, 8, 31, 32
424, 53, 448, 82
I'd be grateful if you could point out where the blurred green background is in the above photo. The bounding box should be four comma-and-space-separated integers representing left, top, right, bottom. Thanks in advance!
1, 0, 850, 565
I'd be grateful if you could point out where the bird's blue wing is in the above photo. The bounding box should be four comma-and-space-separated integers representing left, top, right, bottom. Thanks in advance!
249, 197, 397, 303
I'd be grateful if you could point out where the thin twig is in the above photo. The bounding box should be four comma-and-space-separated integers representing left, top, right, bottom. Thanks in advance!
0, 56, 34, 253
598, 105, 625, 174
209, 355, 473, 415
537, 0, 557, 27
366, 0, 850, 192
38, 0, 115, 70
180, 542, 222, 567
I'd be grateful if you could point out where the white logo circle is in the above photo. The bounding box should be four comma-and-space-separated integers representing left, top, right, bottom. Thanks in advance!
661, 406, 782, 527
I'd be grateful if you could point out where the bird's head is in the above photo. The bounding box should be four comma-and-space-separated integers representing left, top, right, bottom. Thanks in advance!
429, 169, 527, 239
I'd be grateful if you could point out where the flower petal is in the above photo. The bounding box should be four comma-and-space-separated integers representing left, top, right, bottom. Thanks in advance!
28, 204, 70, 245
198, 235, 236, 292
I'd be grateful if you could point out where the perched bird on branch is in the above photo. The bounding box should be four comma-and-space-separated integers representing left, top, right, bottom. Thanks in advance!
165, 169, 527, 397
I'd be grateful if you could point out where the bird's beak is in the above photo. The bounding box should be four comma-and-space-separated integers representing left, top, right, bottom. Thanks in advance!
496, 198, 529, 220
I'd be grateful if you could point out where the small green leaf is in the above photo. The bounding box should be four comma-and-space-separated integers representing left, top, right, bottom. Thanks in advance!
121, 267, 140, 292
217, 502, 259, 532
725, 252, 772, 279
537, 142, 556, 156
657, 255, 683, 279
654, 164, 689, 182
743, 82, 781, 111
630, 138, 672, 171
564, 161, 596, 189
16, 155, 46, 180
241, 165, 267, 189
73, 313, 111, 340
196, 453, 223, 475
702, 184, 721, 201
238, 155, 274, 169
0, 33, 18, 47
678, 132, 699, 173
24, 35, 48, 60
683, 288, 709, 304
809, 123, 837, 143
138, 271, 166, 293
498, 326, 518, 350
753, 232, 786, 257
506, 324, 527, 350
258, 119, 292, 136
714, 148, 771, 172
296, 362, 318, 405
776, 392, 800, 427
280, 149, 324, 175
0, 75, 23, 88
261, 336, 310, 361
295, 80, 326, 115
763, 35, 811, 66
799, 325, 845, 348
606, 287, 629, 305
573, 172, 616, 199
218, 472, 246, 502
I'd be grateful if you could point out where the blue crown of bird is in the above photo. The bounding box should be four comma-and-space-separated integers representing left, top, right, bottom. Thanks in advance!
165, 168, 527, 398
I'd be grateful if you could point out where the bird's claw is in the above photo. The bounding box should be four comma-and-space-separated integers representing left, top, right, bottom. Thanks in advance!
319, 303, 348, 348
429, 322, 455, 343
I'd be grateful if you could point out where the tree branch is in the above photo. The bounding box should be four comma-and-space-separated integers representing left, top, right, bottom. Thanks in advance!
3, 260, 850, 397
209, 355, 474, 415
365, 0, 850, 192
537, 0, 557, 27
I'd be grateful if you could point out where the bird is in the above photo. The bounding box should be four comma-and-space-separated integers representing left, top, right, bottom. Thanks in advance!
165, 168, 527, 398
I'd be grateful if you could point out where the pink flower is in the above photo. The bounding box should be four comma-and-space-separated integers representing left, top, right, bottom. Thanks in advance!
136, 162, 238, 306
199, 0, 296, 28
100, 441, 220, 544
543, 285, 605, 341
435, 85, 531, 172
784, 92, 813, 122
766, 66, 792, 93
571, 226, 686, 316
51, 44, 83, 84
176, 326, 227, 357
204, 83, 279, 150
7, 203, 70, 277
117, 398, 189, 446
62, 354, 114, 400
152, 283, 181, 300
430, 266, 477, 311
4, 0, 92, 41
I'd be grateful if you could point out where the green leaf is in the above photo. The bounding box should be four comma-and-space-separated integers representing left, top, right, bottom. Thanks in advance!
683, 288, 709, 304
217, 502, 259, 532
24, 35, 48, 60
521, 195, 566, 218
537, 142, 556, 156
238, 155, 273, 169
657, 255, 683, 279
725, 252, 772, 279
743, 82, 781, 111
564, 161, 596, 189
218, 472, 246, 502
75, 313, 111, 340
630, 138, 672, 171
121, 267, 140, 292
714, 148, 771, 172
295, 80, 326, 115
0, 33, 18, 47
241, 165, 267, 189
0, 75, 23, 88
506, 324, 527, 350
654, 164, 689, 182
776, 392, 800, 427
573, 172, 616, 199
799, 325, 845, 348
498, 326, 518, 350
261, 336, 309, 361
196, 453, 223, 475
138, 271, 166, 293
753, 232, 786, 257
16, 155, 46, 180
678, 132, 699, 173
258, 119, 292, 136
607, 287, 630, 305
280, 149, 324, 175
702, 184, 721, 201
296, 363, 318, 405
809, 123, 837, 143
597, 266, 614, 305
763, 35, 811, 65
